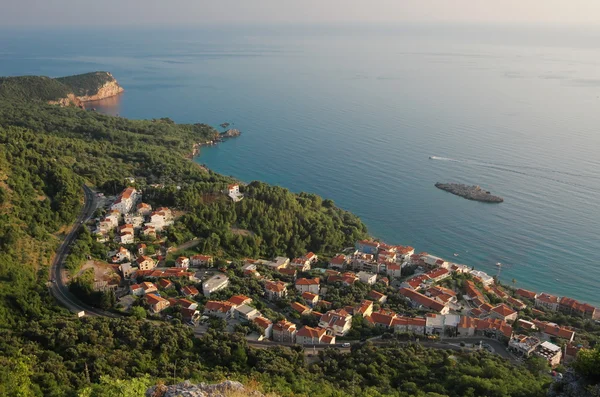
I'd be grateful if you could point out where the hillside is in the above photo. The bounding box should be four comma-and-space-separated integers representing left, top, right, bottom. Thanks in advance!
0, 71, 123, 105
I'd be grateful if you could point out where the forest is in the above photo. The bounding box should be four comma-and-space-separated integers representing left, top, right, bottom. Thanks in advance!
0, 77, 597, 396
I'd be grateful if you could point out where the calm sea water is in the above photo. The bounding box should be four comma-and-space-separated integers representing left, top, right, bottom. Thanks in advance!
1, 25, 599, 305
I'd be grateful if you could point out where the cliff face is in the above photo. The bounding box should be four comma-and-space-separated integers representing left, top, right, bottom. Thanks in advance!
48, 93, 84, 108
75, 79, 124, 102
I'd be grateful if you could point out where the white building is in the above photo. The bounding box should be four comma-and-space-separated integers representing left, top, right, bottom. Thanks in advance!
202, 274, 230, 297
110, 187, 140, 214
235, 304, 260, 322
357, 271, 377, 285
227, 184, 244, 202
175, 256, 190, 269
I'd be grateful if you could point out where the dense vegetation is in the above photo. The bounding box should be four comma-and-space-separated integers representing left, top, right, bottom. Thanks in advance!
56, 72, 117, 97
0, 76, 594, 396
0, 76, 71, 102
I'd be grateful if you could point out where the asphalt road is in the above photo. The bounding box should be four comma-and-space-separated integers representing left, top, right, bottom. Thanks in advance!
49, 185, 121, 318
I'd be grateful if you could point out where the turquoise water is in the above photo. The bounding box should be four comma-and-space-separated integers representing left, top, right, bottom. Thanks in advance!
1, 26, 599, 305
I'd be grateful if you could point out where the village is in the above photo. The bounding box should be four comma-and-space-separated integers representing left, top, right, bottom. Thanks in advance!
87, 184, 600, 370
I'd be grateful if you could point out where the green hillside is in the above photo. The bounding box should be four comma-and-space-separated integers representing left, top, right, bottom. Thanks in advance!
56, 71, 117, 97
0, 75, 72, 102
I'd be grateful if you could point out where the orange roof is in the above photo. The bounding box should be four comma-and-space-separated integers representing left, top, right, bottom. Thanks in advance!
425, 267, 450, 279
492, 304, 517, 317
302, 291, 318, 301
516, 288, 537, 300
507, 296, 527, 309
296, 278, 320, 286
120, 187, 136, 199
321, 335, 335, 344
477, 318, 513, 338
516, 319, 536, 330
399, 287, 445, 312
145, 293, 167, 305
470, 308, 483, 317
368, 290, 386, 301
305, 252, 316, 259
291, 302, 311, 314
392, 316, 426, 327
533, 320, 575, 340
228, 295, 252, 306
182, 285, 199, 296
297, 326, 326, 339
479, 303, 494, 313
357, 240, 379, 247
273, 320, 296, 332
177, 298, 196, 309
265, 281, 287, 292
367, 310, 397, 327
279, 268, 297, 276
537, 293, 559, 304
356, 300, 373, 315
329, 254, 347, 265
458, 316, 478, 329
253, 316, 272, 329
191, 254, 212, 261
158, 279, 173, 288
387, 264, 401, 270
136, 256, 153, 264
137, 202, 151, 209
204, 300, 235, 313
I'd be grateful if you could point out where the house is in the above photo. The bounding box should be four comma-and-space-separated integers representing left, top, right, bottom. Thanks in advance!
253, 316, 273, 340
457, 316, 478, 337
302, 291, 319, 307
296, 326, 327, 345
295, 278, 320, 294
141, 281, 158, 295
118, 224, 134, 235
119, 232, 134, 245
534, 341, 562, 368
535, 293, 560, 312
265, 281, 288, 300
469, 270, 494, 285
191, 254, 214, 267
228, 295, 252, 307
111, 187, 140, 214
291, 302, 312, 315
386, 264, 402, 279
425, 313, 460, 335
319, 309, 352, 336
321, 334, 336, 344
355, 240, 380, 254
158, 279, 174, 289
182, 285, 200, 298
145, 293, 170, 313
175, 256, 190, 269
401, 274, 431, 290
264, 256, 290, 270
130, 284, 144, 296
532, 320, 575, 343
508, 334, 542, 357
559, 296, 597, 319
366, 310, 397, 329
464, 280, 484, 300
469, 308, 484, 318
124, 214, 144, 229
203, 301, 235, 319
357, 271, 377, 285
136, 202, 152, 216
147, 207, 174, 231
329, 254, 348, 270
379, 276, 389, 286
181, 308, 200, 323
355, 300, 374, 317
278, 268, 298, 279
177, 298, 198, 310
399, 287, 449, 314
303, 252, 318, 264
368, 290, 387, 304
136, 256, 156, 271
515, 288, 538, 301
516, 319, 536, 331
235, 304, 260, 321
564, 344, 585, 364
227, 183, 243, 202
490, 286, 508, 299
393, 316, 426, 334
424, 267, 451, 283
506, 296, 527, 310
272, 320, 297, 343
290, 257, 311, 272
137, 243, 147, 256
202, 274, 229, 297
490, 304, 518, 323
425, 286, 457, 305
327, 273, 358, 286
141, 225, 156, 238
476, 318, 513, 340
120, 262, 135, 279
111, 247, 132, 263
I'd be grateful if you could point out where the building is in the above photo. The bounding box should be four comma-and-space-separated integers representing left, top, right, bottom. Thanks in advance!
140, 281, 158, 294
227, 184, 244, 202
476, 318, 514, 340
535, 293, 560, 312
425, 313, 460, 335
401, 274, 431, 290
355, 240, 380, 254
506, 296, 527, 310
136, 202, 152, 216
265, 281, 288, 300
291, 302, 311, 315
425, 286, 458, 305
120, 262, 135, 279
329, 254, 348, 270
295, 278, 320, 294
559, 296, 597, 319
228, 295, 252, 307
265, 256, 290, 270
534, 341, 562, 368
515, 288, 538, 301
302, 291, 319, 307
235, 304, 260, 321
399, 287, 449, 314
469, 270, 494, 285
182, 285, 200, 298
357, 271, 377, 285
253, 316, 273, 340
516, 319, 537, 331
110, 247, 131, 263
202, 274, 230, 297
366, 310, 397, 329
130, 284, 143, 296
532, 320, 575, 343
137, 243, 147, 256
177, 298, 198, 310
272, 320, 297, 343
111, 187, 140, 214
457, 316, 478, 337
290, 257, 311, 272
508, 334, 542, 357
368, 290, 387, 304
190, 254, 213, 267
145, 293, 170, 313
119, 232, 134, 245
203, 301, 235, 320
355, 300, 374, 317
296, 326, 327, 345
424, 267, 451, 283
148, 207, 174, 231
141, 225, 156, 238
386, 264, 402, 279
158, 279, 174, 289
393, 316, 427, 335
136, 256, 156, 271
124, 214, 144, 229
304, 252, 318, 264
464, 280, 484, 300
175, 256, 190, 269
490, 304, 518, 323
319, 309, 353, 336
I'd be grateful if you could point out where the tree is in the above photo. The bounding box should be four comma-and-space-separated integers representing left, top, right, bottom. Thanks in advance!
77, 375, 153, 397
131, 306, 147, 320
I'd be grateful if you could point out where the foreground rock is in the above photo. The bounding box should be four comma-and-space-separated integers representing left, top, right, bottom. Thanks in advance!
146, 380, 264, 397
435, 182, 503, 203
220, 128, 241, 139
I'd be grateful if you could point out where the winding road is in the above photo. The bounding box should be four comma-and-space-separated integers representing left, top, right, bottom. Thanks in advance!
49, 185, 121, 318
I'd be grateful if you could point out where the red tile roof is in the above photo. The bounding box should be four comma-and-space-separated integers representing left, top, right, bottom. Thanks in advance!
228, 295, 252, 306
537, 293, 559, 304
507, 296, 527, 309
253, 316, 272, 329
265, 281, 287, 292
291, 302, 311, 314
302, 291, 319, 301
329, 254, 347, 265
182, 285, 199, 296
145, 293, 167, 305
515, 288, 537, 300
533, 320, 575, 340
273, 320, 296, 333
296, 278, 320, 285
204, 300, 235, 313
392, 316, 426, 327
399, 287, 446, 312
492, 304, 517, 317
366, 310, 397, 327
297, 326, 327, 339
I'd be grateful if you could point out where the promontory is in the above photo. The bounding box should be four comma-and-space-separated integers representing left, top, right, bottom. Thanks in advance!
435, 182, 504, 203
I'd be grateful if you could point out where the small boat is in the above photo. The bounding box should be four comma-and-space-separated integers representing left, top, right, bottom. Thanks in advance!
453, 253, 459, 257
495, 262, 502, 267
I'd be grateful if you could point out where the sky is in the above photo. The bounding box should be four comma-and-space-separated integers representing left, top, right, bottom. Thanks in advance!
2, 0, 600, 28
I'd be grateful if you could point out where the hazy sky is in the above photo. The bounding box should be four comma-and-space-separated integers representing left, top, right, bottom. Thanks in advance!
2, 0, 600, 27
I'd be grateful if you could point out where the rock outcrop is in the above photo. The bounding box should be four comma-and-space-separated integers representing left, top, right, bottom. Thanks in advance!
220, 129, 241, 139
76, 79, 124, 102
146, 380, 264, 397
47, 93, 84, 108
435, 182, 503, 203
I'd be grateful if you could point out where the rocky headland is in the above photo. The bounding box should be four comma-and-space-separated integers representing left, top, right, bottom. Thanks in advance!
146, 380, 264, 397
435, 182, 504, 203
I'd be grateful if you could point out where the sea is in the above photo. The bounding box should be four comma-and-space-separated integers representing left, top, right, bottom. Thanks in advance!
1, 24, 599, 305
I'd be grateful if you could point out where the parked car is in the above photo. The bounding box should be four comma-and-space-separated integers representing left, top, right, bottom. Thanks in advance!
341, 343, 351, 348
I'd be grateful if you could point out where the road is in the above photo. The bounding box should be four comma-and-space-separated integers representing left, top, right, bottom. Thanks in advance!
49, 185, 122, 318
